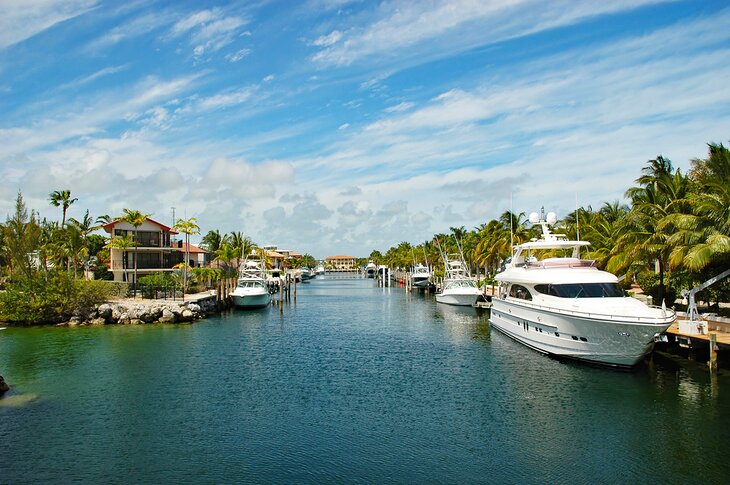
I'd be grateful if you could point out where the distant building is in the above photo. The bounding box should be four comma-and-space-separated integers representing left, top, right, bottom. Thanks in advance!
326, 255, 356, 270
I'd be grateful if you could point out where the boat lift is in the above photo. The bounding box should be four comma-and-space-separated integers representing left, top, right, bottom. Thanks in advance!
678, 268, 730, 334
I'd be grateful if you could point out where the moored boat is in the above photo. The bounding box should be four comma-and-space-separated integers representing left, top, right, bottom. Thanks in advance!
436, 256, 482, 306
410, 263, 432, 288
489, 210, 675, 367
365, 261, 376, 278
231, 256, 272, 309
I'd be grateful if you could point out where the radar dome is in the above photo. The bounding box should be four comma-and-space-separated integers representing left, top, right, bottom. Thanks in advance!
528, 212, 540, 224
546, 212, 557, 224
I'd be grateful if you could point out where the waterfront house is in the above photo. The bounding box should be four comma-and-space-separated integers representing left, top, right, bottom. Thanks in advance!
102, 218, 184, 283
178, 242, 210, 268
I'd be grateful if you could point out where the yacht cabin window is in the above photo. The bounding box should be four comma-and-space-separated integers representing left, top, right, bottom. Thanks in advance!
509, 284, 532, 301
533, 283, 625, 298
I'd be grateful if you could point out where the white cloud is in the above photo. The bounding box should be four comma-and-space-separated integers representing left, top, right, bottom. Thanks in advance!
0, 0, 97, 49
172, 9, 216, 35
312, 30, 343, 47
385, 101, 414, 113
88, 10, 174, 50
226, 48, 252, 62
170, 8, 249, 57
312, 0, 672, 66
196, 86, 257, 111
59, 65, 129, 90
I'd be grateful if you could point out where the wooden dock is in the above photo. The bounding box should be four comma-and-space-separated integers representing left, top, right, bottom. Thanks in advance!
664, 321, 730, 347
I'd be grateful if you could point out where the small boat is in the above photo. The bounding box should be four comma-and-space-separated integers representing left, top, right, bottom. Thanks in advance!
365, 261, 376, 278
315, 263, 325, 276
489, 210, 676, 367
435, 256, 482, 306
410, 263, 432, 288
300, 267, 312, 281
231, 256, 272, 309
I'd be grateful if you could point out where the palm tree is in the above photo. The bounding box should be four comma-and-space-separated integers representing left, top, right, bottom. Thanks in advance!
48, 190, 77, 227
226, 231, 255, 268
200, 229, 223, 253
104, 233, 135, 282
120, 209, 152, 297
214, 242, 239, 278
609, 157, 689, 305
662, 143, 730, 272
95, 214, 112, 226
173, 217, 200, 296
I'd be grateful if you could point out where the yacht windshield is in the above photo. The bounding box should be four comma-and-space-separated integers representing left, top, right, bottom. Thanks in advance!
446, 279, 476, 289
534, 283, 625, 298
237, 281, 264, 289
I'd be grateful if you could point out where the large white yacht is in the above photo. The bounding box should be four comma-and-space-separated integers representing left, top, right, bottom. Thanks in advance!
410, 263, 432, 288
489, 210, 675, 367
231, 256, 272, 309
435, 256, 482, 306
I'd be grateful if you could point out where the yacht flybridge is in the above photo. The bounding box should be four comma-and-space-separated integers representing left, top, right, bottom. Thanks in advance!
489, 210, 675, 367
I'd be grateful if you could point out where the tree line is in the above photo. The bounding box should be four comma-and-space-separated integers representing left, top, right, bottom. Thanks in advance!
366, 142, 730, 308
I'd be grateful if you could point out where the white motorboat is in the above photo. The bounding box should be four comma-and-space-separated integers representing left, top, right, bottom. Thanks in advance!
489, 210, 676, 367
300, 267, 312, 281
436, 256, 482, 306
315, 263, 325, 276
231, 257, 271, 309
410, 263, 432, 288
365, 261, 376, 278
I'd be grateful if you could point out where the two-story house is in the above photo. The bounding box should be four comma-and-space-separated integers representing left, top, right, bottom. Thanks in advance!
102, 218, 185, 283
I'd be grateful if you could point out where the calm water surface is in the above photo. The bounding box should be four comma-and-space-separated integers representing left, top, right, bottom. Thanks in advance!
2, 278, 729, 483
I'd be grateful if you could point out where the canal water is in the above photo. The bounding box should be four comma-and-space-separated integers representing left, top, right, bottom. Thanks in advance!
1, 277, 729, 483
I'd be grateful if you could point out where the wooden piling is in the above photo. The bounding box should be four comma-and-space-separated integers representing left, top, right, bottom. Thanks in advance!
709, 332, 718, 371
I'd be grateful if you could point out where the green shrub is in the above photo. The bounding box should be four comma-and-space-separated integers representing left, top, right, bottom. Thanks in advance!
0, 272, 113, 325
138, 273, 178, 299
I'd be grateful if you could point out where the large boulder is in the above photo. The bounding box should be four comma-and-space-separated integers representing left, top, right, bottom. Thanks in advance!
111, 305, 125, 321
159, 308, 176, 323
0, 376, 9, 394
98, 304, 112, 319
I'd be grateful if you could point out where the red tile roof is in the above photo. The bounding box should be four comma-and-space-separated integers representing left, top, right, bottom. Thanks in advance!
102, 217, 179, 234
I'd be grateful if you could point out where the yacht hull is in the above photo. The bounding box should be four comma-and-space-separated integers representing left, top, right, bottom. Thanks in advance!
411, 276, 431, 288
231, 291, 271, 309
436, 291, 480, 306
489, 299, 673, 367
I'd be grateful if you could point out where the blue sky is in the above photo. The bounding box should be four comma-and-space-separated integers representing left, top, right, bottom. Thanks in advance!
1, 0, 729, 258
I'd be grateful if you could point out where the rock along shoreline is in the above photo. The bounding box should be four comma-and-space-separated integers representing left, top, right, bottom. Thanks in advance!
57, 297, 220, 327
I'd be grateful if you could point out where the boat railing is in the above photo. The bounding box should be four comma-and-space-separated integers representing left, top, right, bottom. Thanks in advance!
500, 298, 676, 324
521, 259, 597, 269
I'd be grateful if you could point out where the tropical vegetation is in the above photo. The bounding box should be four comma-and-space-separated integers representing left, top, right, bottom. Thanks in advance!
369, 142, 730, 308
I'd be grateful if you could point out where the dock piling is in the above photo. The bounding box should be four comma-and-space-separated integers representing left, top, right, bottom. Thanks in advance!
709, 332, 718, 371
